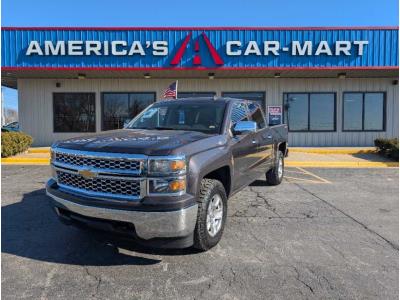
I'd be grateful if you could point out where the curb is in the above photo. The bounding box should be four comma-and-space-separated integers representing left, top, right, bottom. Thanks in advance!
2, 158, 50, 165
286, 161, 399, 168
27, 148, 51, 154
289, 148, 377, 154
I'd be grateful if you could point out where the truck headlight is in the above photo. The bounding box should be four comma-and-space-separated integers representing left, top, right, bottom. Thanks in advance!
149, 178, 186, 195
148, 156, 186, 175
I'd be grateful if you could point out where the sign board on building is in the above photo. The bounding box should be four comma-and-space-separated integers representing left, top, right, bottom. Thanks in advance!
2, 27, 398, 69
267, 106, 283, 126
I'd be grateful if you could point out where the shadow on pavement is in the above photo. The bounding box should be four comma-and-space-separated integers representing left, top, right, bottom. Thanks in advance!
2, 188, 198, 267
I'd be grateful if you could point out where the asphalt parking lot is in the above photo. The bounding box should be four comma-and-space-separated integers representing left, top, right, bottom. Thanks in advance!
2, 165, 398, 299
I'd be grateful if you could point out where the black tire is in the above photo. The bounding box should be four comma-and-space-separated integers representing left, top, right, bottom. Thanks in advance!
193, 179, 227, 251
266, 150, 284, 186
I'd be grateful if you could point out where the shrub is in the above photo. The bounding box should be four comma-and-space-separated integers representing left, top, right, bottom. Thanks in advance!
374, 138, 399, 160
1, 132, 33, 158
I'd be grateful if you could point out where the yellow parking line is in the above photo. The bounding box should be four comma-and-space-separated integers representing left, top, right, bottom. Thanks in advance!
284, 176, 325, 184
296, 167, 332, 184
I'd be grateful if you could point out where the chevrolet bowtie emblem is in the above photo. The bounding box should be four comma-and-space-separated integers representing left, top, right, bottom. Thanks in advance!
78, 169, 98, 179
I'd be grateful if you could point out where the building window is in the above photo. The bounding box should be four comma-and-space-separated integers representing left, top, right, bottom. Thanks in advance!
284, 93, 336, 132
102, 92, 155, 131
222, 92, 265, 111
343, 92, 385, 131
53, 93, 96, 132
177, 92, 216, 98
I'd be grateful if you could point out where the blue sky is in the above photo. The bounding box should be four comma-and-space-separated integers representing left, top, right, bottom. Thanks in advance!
2, 0, 398, 110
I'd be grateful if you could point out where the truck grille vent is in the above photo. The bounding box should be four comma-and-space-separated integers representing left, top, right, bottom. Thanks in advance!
55, 152, 141, 171
57, 171, 141, 197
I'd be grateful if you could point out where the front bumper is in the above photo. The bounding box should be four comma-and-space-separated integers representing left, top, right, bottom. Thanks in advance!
46, 181, 198, 241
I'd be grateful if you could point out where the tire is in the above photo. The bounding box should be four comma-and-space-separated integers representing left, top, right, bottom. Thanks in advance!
193, 179, 227, 251
266, 150, 284, 186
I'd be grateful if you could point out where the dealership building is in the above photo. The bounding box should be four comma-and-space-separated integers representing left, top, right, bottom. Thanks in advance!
2, 26, 398, 146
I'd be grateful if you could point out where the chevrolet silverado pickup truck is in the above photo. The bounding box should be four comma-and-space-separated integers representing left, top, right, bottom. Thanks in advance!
46, 97, 288, 250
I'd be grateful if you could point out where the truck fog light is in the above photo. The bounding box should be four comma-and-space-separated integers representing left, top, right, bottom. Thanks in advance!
149, 178, 186, 194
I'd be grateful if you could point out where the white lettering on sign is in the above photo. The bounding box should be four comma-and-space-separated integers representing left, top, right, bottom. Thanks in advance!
292, 41, 312, 55
227, 40, 369, 56
226, 41, 242, 55
353, 40, 369, 55
25, 39, 369, 57
26, 40, 168, 56
45, 41, 66, 55
244, 41, 261, 56
264, 41, 279, 55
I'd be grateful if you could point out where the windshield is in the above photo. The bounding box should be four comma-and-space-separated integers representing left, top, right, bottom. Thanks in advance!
127, 101, 226, 134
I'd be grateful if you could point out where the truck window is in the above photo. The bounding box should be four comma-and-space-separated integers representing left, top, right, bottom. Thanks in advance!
248, 102, 266, 129
231, 102, 249, 125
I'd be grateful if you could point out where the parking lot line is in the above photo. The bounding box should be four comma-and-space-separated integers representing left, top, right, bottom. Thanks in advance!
284, 167, 331, 184
296, 167, 332, 184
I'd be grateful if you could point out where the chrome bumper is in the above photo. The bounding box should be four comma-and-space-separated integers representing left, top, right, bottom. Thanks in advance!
46, 191, 198, 240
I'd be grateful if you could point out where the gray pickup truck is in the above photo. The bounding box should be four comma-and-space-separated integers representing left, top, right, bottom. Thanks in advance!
46, 97, 288, 250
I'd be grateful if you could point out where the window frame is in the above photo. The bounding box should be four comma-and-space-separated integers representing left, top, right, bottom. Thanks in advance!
342, 91, 386, 132
222, 91, 266, 112
283, 92, 337, 132
101, 91, 156, 131
53, 92, 96, 133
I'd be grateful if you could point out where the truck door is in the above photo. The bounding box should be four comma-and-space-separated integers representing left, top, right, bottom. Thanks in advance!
247, 102, 274, 177
230, 101, 260, 191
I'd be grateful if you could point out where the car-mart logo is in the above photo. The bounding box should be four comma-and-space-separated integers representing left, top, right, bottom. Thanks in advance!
25, 32, 369, 67
170, 32, 224, 66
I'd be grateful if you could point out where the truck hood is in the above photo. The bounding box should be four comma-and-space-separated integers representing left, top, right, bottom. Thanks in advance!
53, 129, 213, 156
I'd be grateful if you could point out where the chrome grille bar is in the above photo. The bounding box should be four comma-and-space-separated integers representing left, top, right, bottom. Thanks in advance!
52, 148, 146, 176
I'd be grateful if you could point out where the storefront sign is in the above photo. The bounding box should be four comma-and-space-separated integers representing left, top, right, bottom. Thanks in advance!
267, 106, 283, 126
25, 39, 368, 57
2, 28, 398, 69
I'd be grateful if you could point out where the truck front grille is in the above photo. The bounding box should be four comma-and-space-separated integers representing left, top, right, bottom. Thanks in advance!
54, 152, 142, 172
57, 171, 142, 198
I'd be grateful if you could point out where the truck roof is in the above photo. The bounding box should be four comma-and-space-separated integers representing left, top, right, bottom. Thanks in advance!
157, 97, 242, 104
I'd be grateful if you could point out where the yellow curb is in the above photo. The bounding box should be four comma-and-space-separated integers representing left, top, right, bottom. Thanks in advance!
1, 157, 50, 165
286, 161, 398, 168
27, 148, 51, 154
289, 148, 377, 154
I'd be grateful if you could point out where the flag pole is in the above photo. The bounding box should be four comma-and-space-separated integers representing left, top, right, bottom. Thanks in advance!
175, 80, 178, 99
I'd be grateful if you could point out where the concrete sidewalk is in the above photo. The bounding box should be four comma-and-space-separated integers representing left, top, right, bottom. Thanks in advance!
2, 147, 398, 168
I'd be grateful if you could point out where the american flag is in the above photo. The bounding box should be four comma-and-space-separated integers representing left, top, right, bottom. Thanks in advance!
163, 81, 178, 99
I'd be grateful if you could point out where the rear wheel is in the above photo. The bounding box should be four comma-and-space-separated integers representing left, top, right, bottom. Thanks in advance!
193, 179, 227, 251
266, 151, 284, 185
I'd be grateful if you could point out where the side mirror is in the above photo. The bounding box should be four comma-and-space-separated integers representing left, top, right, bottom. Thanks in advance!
232, 121, 257, 135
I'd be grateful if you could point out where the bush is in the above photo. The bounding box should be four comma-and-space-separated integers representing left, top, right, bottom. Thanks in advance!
1, 132, 33, 158
374, 138, 399, 160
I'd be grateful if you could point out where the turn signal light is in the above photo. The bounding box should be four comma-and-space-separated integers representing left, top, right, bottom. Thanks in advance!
170, 160, 186, 171
169, 179, 186, 192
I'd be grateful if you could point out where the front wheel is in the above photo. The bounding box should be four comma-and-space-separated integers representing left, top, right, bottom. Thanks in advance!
266, 151, 284, 185
193, 179, 227, 251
